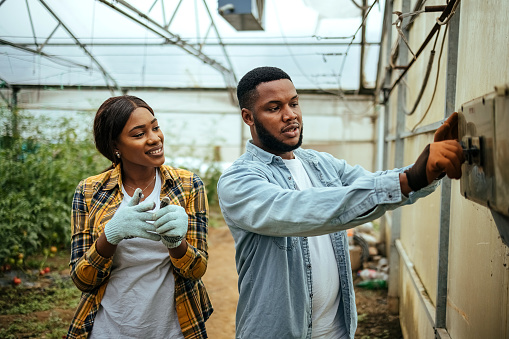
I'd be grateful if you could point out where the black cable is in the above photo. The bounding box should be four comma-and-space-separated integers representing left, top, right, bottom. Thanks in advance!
404, 26, 441, 116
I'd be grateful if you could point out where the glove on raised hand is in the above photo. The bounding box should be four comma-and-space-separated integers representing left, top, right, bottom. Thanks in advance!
154, 197, 189, 249
104, 188, 160, 245
405, 140, 465, 192
434, 112, 459, 142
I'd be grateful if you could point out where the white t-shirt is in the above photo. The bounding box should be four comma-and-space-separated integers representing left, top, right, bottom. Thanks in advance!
283, 156, 347, 339
90, 170, 184, 339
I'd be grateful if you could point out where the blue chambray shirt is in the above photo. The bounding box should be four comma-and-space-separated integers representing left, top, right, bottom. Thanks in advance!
217, 141, 437, 339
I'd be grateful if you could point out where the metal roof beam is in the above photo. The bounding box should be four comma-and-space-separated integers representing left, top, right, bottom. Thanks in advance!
201, 0, 237, 103
25, 0, 39, 49
97, 0, 236, 92
37, 23, 60, 53
0, 38, 90, 70
11, 41, 380, 47
38, 0, 121, 94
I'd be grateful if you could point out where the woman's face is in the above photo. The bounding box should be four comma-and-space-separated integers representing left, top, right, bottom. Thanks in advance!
115, 107, 165, 171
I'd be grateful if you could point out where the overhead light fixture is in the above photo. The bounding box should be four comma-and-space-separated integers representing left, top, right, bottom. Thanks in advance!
218, 0, 265, 31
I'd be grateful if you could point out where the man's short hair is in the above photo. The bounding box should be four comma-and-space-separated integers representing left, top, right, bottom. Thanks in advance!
236, 66, 292, 110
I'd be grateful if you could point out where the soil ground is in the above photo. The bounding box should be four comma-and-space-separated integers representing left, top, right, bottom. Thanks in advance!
1, 225, 402, 338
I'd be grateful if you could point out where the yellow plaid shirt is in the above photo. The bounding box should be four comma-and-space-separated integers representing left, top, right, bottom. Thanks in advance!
66, 164, 213, 338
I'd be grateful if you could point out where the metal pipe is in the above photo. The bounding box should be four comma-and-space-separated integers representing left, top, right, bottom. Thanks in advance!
0, 38, 90, 70
25, 0, 38, 48
6, 41, 380, 47
388, 0, 411, 314
358, 0, 367, 92
435, 2, 461, 335
396, 239, 436, 325
37, 23, 60, 53
425, 5, 448, 12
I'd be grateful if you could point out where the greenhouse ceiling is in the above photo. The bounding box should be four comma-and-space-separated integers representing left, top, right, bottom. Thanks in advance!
0, 0, 384, 97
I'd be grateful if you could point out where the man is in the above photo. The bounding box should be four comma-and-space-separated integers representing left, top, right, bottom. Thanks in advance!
217, 66, 463, 339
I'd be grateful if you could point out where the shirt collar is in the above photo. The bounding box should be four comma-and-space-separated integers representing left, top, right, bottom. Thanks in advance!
245, 139, 317, 165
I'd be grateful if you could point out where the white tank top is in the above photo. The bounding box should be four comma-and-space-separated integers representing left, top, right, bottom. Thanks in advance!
90, 170, 184, 338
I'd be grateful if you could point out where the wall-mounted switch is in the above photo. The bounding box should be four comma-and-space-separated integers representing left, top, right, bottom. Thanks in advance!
459, 85, 509, 217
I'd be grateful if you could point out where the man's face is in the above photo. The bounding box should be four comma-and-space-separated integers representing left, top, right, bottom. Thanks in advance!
243, 79, 303, 159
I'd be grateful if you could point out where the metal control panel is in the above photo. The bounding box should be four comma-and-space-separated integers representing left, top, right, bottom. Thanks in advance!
459, 85, 509, 217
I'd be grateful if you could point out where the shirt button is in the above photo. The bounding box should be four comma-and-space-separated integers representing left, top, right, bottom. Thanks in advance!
388, 194, 393, 199
288, 177, 292, 180
307, 264, 312, 269
310, 293, 313, 298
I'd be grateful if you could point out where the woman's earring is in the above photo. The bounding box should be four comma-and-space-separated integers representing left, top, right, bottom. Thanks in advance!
116, 151, 121, 158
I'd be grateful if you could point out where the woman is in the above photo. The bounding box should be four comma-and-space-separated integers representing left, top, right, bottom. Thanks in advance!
66, 95, 213, 338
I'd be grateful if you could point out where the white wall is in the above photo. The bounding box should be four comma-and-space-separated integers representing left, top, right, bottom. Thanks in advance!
6, 88, 376, 169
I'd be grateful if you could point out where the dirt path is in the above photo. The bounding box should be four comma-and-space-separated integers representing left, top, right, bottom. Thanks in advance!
202, 226, 239, 338
1, 226, 400, 338
203, 226, 403, 339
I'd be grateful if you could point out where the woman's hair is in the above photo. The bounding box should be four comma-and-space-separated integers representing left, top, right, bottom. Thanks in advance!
93, 95, 154, 166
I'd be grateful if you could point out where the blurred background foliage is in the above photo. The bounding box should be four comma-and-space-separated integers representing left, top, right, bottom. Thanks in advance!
0, 107, 223, 268
0, 107, 108, 267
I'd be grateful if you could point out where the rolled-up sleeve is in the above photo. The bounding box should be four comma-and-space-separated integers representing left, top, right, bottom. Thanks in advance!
171, 174, 209, 280
218, 158, 438, 237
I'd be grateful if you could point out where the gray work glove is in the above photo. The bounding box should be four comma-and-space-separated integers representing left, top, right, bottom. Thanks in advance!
104, 188, 161, 245
154, 197, 188, 249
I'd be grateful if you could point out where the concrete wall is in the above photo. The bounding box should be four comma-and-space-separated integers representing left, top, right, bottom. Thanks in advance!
378, 0, 509, 338
1, 88, 376, 170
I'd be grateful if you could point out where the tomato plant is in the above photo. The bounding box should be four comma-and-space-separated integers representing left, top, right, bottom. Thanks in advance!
0, 107, 109, 266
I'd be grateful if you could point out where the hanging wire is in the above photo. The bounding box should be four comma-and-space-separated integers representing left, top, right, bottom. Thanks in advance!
334, 0, 379, 115
404, 25, 441, 116
410, 23, 449, 131
336, 0, 379, 90
269, 0, 339, 96
272, 0, 377, 117
392, 9, 427, 60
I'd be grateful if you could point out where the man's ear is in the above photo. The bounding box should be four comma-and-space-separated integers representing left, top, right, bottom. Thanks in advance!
241, 108, 254, 126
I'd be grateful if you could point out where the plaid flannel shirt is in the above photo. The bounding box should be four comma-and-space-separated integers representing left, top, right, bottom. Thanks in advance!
66, 164, 213, 338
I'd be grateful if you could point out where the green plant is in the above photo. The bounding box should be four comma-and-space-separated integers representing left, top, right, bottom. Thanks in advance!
0, 107, 108, 266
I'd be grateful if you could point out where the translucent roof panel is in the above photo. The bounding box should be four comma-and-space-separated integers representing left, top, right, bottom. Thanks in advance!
0, 0, 384, 92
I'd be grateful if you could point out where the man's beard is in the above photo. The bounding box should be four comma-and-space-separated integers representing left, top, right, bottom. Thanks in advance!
253, 115, 303, 153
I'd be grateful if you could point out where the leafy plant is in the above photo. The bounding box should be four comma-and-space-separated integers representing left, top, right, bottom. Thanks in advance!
0, 107, 108, 266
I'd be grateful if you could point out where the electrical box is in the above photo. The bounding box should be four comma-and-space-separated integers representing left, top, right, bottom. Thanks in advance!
218, 0, 265, 31
459, 85, 509, 217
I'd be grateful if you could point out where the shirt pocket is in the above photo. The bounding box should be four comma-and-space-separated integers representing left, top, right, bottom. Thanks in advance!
272, 237, 299, 251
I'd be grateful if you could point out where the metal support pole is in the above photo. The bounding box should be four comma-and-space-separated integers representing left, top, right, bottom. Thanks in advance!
388, 0, 410, 314
435, 3, 461, 336
11, 87, 19, 139
359, 0, 367, 92
377, 0, 393, 249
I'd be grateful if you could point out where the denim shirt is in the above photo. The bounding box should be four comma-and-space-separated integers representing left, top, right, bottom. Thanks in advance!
217, 141, 437, 339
